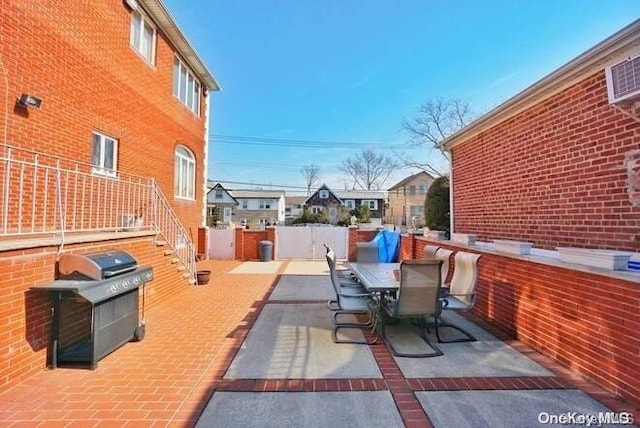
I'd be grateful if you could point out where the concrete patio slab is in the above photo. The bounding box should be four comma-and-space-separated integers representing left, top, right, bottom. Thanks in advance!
197, 391, 404, 428
230, 261, 283, 274
224, 303, 381, 379
416, 389, 619, 428
282, 260, 351, 275
388, 313, 552, 378
269, 275, 334, 301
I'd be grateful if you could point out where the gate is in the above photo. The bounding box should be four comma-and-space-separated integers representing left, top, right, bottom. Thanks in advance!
276, 226, 348, 260
209, 228, 235, 260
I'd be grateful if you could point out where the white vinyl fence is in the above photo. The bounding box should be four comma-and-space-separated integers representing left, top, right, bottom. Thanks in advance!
276, 226, 348, 260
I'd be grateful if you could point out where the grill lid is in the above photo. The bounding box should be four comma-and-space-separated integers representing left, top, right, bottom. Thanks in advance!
58, 250, 137, 280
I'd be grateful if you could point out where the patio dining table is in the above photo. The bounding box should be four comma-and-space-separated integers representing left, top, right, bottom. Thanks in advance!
348, 262, 400, 295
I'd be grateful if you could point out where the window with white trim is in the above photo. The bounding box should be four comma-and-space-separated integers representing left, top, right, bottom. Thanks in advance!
311, 206, 322, 214
319, 189, 329, 199
240, 200, 248, 209
174, 146, 195, 199
343, 199, 355, 210
410, 205, 424, 216
259, 200, 272, 209
173, 57, 201, 115
130, 10, 156, 64
91, 131, 118, 177
214, 189, 223, 199
362, 199, 378, 210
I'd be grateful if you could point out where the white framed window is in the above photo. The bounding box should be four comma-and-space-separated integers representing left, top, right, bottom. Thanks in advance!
240, 200, 248, 209
259, 200, 272, 209
419, 182, 429, 195
174, 145, 195, 200
319, 189, 329, 199
91, 131, 118, 177
130, 10, 156, 64
410, 205, 424, 216
214, 189, 223, 199
362, 200, 378, 210
311, 206, 322, 214
173, 57, 201, 115
343, 199, 355, 210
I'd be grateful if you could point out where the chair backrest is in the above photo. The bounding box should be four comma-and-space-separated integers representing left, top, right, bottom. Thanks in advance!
396, 259, 442, 317
448, 252, 482, 306
434, 248, 454, 286
325, 250, 341, 294
423, 245, 441, 259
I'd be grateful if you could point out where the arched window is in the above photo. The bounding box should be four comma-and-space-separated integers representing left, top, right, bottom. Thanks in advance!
174, 145, 195, 199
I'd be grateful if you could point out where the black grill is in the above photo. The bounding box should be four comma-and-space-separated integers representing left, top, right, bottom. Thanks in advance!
31, 250, 153, 369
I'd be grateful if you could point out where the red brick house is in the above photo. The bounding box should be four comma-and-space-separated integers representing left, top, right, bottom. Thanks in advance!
443, 20, 640, 251
0, 0, 219, 389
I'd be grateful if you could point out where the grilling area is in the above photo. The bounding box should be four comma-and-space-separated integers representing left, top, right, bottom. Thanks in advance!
30, 250, 153, 369
1, 259, 637, 427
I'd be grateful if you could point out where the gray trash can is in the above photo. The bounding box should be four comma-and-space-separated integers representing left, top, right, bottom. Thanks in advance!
259, 240, 273, 262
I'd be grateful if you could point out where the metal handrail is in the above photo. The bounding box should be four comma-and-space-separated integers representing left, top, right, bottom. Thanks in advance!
150, 179, 197, 283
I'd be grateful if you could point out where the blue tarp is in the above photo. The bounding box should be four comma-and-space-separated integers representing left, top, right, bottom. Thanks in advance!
372, 230, 400, 262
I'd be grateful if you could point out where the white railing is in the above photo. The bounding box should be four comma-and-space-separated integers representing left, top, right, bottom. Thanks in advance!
0, 144, 196, 282
150, 180, 196, 283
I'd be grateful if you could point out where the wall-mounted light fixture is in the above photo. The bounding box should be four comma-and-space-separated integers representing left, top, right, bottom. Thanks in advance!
16, 94, 42, 109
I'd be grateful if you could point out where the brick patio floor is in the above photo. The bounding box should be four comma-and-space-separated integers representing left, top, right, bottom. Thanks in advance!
0, 259, 638, 427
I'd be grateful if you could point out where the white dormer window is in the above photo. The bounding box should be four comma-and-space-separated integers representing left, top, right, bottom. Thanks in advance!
319, 190, 329, 199
130, 10, 156, 64
214, 189, 223, 199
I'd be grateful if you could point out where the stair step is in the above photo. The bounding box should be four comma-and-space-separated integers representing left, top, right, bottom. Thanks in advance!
177, 265, 186, 272
188, 279, 197, 285
182, 272, 191, 279
156, 240, 167, 247
170, 258, 179, 264
163, 250, 173, 256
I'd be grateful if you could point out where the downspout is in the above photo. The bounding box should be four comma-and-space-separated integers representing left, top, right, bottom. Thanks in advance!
202, 90, 211, 228
448, 153, 454, 237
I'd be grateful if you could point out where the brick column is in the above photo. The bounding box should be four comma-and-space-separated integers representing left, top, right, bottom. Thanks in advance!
235, 227, 245, 260
400, 233, 418, 260
197, 226, 208, 260
348, 226, 358, 261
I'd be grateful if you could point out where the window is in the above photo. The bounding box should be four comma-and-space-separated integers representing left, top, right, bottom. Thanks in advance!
173, 57, 201, 115
259, 200, 272, 209
362, 200, 378, 210
241, 200, 248, 209
91, 131, 118, 177
293, 204, 302, 209
311, 206, 322, 214
319, 189, 329, 199
130, 10, 156, 64
409, 185, 416, 195
214, 189, 223, 199
419, 182, 429, 195
410, 205, 424, 216
174, 146, 195, 199
343, 199, 355, 210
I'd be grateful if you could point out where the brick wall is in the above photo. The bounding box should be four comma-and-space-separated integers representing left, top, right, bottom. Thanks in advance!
347, 228, 378, 261
401, 234, 640, 406
2, 0, 207, 239
451, 71, 640, 251
234, 227, 273, 260
0, 236, 192, 391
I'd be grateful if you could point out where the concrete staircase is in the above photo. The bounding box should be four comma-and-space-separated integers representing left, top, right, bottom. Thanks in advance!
157, 240, 197, 285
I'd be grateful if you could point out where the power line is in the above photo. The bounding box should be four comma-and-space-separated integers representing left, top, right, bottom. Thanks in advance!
210, 133, 412, 150
209, 179, 308, 190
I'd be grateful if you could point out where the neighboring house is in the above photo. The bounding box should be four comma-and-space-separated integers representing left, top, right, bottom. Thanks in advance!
441, 20, 640, 251
206, 183, 238, 225
284, 195, 307, 223
333, 189, 386, 225
386, 171, 435, 226
1, 0, 219, 391
231, 189, 286, 228
304, 184, 343, 224
303, 185, 386, 225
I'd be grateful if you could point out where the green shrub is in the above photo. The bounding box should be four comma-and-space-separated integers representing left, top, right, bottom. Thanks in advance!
424, 176, 450, 236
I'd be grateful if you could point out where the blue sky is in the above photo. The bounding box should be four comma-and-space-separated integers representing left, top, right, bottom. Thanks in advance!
163, 0, 637, 194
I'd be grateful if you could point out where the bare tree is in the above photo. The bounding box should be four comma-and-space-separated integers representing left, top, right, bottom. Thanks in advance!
339, 149, 399, 190
300, 164, 321, 195
400, 97, 474, 176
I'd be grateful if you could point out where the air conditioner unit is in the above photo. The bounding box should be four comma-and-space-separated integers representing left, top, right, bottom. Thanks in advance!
605, 52, 640, 104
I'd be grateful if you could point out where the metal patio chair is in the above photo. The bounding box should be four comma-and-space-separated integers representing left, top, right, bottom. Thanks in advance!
435, 251, 482, 343
381, 259, 444, 357
326, 251, 378, 345
324, 249, 367, 311
423, 244, 441, 259
435, 248, 454, 289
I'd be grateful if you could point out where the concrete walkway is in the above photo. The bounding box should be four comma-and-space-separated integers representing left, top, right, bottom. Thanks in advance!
0, 260, 637, 427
